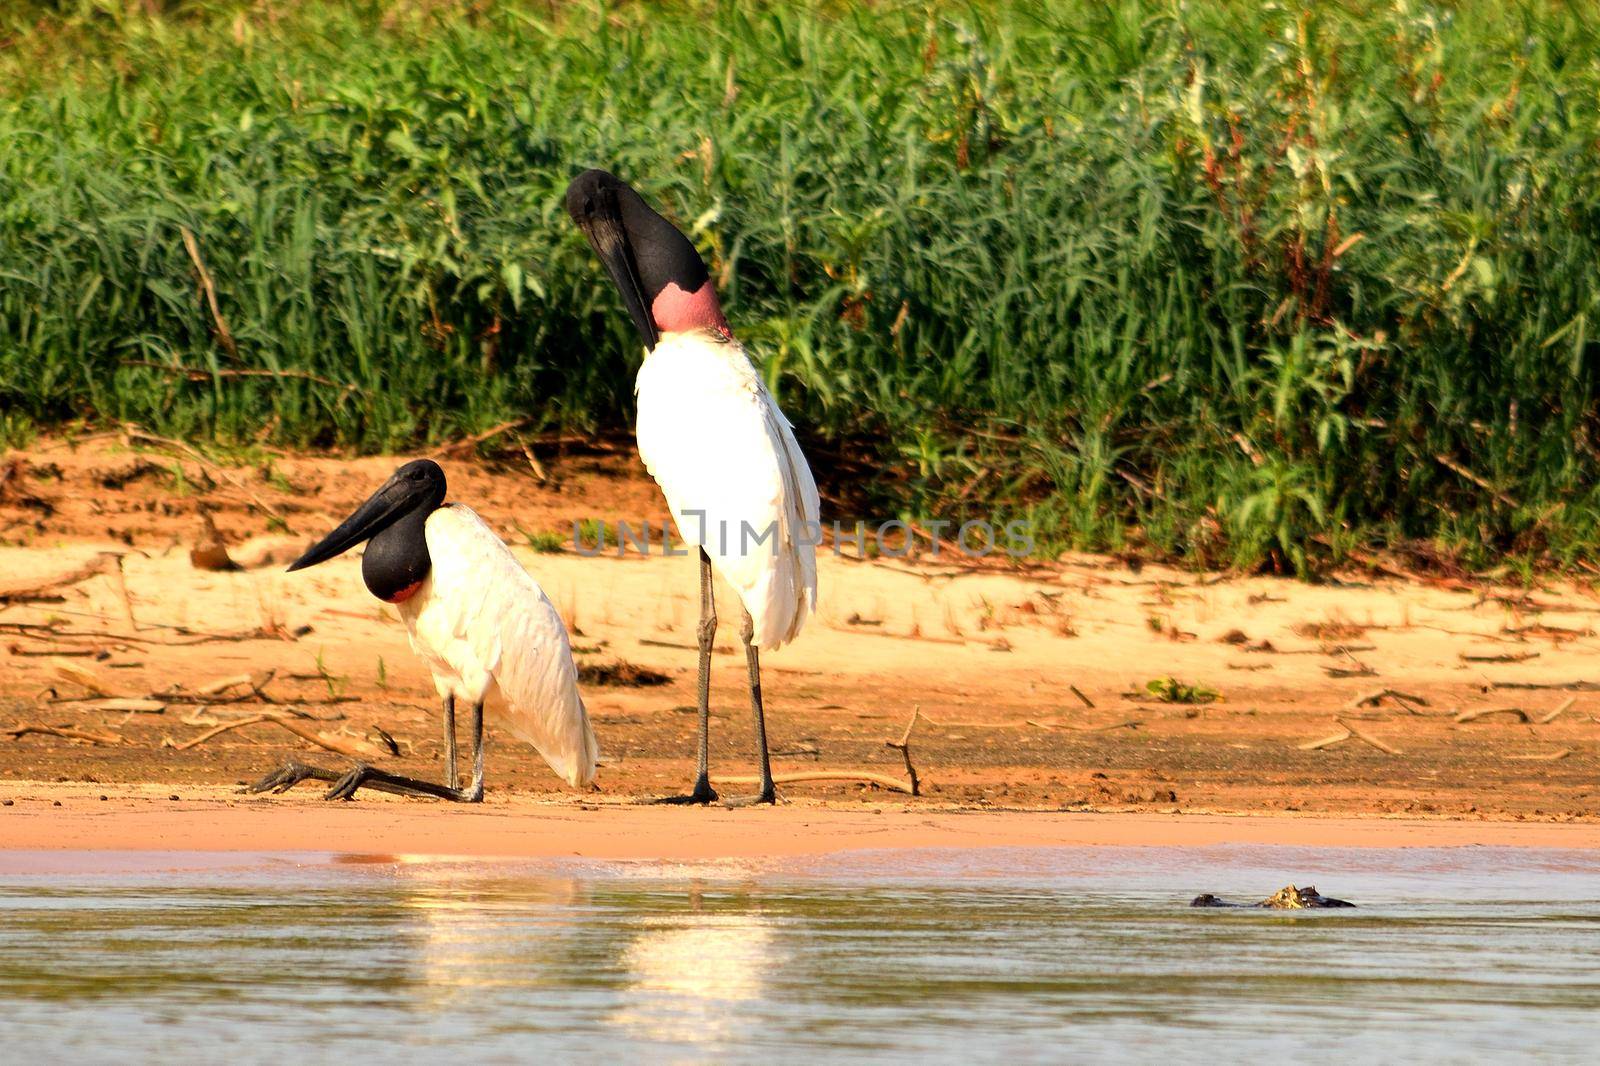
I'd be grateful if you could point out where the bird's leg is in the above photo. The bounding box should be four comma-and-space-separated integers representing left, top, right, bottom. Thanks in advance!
442, 694, 458, 790
692, 549, 719, 799
646, 548, 719, 805
324, 702, 486, 802
243, 759, 343, 795
465, 699, 486, 801
724, 607, 777, 807
244, 695, 475, 801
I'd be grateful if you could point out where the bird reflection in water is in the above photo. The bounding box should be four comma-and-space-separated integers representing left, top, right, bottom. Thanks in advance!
609, 884, 782, 1046
334, 855, 594, 1009
324, 857, 782, 1046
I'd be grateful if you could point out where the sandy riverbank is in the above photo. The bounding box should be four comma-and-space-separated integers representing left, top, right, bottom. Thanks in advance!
3, 438, 1599, 827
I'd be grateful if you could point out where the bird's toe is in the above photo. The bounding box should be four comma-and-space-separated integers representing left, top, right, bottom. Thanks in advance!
323, 766, 368, 801
721, 790, 778, 809
242, 760, 309, 795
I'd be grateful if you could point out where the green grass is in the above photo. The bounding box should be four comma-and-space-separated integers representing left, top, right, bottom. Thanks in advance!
3, 1, 1600, 572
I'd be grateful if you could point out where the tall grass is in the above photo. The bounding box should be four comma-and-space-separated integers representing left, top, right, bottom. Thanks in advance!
2, 1, 1599, 571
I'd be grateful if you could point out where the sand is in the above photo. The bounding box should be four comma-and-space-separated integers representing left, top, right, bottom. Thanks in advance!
3, 784, 1598, 859
2, 437, 1598, 854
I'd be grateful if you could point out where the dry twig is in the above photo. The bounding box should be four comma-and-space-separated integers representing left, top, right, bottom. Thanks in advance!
1454, 707, 1531, 724
1459, 650, 1540, 664
0, 553, 120, 605
4, 723, 120, 745
1298, 728, 1353, 751
711, 771, 915, 794
122, 426, 286, 523
179, 225, 237, 356
1334, 716, 1402, 754
1539, 698, 1577, 725
883, 706, 924, 796
163, 711, 385, 758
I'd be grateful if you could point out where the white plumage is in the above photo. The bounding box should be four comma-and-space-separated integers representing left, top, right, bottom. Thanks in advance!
396, 504, 598, 788
635, 329, 820, 648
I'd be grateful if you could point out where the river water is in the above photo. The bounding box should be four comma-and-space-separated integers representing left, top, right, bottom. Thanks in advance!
1, 845, 1596, 1061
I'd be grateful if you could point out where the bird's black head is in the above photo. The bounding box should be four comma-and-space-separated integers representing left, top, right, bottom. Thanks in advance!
566, 168, 728, 351
288, 459, 448, 603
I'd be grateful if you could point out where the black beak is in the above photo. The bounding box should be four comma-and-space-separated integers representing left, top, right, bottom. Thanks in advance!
287, 476, 419, 572
575, 193, 659, 351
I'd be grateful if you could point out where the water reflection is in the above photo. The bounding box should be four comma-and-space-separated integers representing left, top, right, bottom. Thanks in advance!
0, 847, 1596, 1059
611, 892, 780, 1045
383, 858, 593, 1008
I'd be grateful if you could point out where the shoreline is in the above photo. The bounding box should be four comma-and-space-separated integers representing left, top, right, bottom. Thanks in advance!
0, 785, 1595, 860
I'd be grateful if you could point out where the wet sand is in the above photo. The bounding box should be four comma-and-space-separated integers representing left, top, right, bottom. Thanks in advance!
1, 784, 1598, 862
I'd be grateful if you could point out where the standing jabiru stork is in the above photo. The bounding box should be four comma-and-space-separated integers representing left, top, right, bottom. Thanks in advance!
566, 169, 819, 806
248, 459, 598, 802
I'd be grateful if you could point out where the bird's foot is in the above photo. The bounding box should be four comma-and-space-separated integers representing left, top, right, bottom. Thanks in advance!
722, 786, 778, 808
323, 764, 481, 803
639, 776, 719, 806
325, 764, 377, 802
242, 759, 341, 795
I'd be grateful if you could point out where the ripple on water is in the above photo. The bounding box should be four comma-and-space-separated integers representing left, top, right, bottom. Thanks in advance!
0, 846, 1597, 1061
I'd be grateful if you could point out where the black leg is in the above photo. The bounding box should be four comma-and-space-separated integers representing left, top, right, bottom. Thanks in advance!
243, 702, 486, 803
244, 759, 342, 795
647, 548, 719, 805
326, 701, 486, 802
442, 694, 458, 790
724, 607, 777, 807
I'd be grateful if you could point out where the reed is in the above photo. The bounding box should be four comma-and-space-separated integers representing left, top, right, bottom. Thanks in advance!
2, 1, 1598, 571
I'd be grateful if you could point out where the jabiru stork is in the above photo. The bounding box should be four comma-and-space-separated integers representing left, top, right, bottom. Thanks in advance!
248, 459, 598, 801
566, 169, 819, 806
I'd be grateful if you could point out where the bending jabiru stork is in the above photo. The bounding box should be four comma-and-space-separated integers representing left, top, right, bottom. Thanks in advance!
249, 459, 598, 802
566, 168, 819, 806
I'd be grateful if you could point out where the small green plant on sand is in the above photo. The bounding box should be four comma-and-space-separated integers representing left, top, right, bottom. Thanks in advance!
1143, 677, 1221, 704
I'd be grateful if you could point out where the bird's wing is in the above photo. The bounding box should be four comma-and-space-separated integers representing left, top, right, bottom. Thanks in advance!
420, 505, 598, 787
635, 331, 819, 648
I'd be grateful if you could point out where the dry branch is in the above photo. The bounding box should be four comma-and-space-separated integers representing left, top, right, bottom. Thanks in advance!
160, 670, 277, 704
196, 672, 266, 696
432, 417, 533, 457
883, 706, 924, 796
4, 723, 120, 745
7, 643, 105, 658
0, 553, 119, 604
163, 711, 385, 758
1027, 718, 1143, 732
1539, 698, 1576, 725
178, 225, 237, 356
1345, 687, 1430, 712
1334, 716, 1403, 754
1298, 728, 1353, 751
51, 659, 118, 697
1435, 453, 1519, 509
122, 426, 286, 523
122, 360, 360, 394
711, 771, 915, 794
54, 697, 166, 714
1454, 707, 1530, 724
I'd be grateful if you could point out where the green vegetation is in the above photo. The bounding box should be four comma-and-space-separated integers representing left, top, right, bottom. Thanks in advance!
3, 1, 1599, 571
1142, 677, 1221, 705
